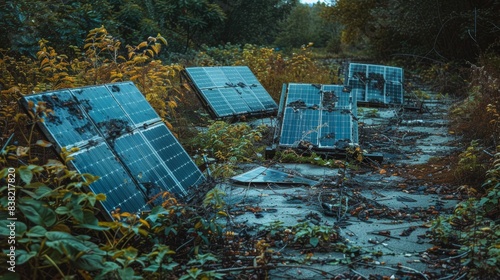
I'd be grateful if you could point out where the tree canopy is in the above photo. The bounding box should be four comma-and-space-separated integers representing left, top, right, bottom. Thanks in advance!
325, 0, 500, 61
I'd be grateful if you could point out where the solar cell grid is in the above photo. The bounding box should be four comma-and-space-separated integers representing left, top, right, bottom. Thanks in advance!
221, 67, 246, 84
22, 91, 99, 148
280, 109, 320, 147
218, 88, 250, 113
143, 124, 205, 195
105, 83, 160, 125
385, 67, 402, 82
186, 68, 215, 88
319, 111, 352, 148
201, 88, 236, 116
238, 87, 264, 111
72, 86, 127, 125
386, 83, 404, 104
205, 68, 229, 87
286, 84, 321, 107
71, 143, 150, 214
114, 132, 180, 205
253, 87, 278, 109
321, 85, 352, 108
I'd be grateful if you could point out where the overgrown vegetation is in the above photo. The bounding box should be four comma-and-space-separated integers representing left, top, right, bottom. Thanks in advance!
188, 121, 268, 178
428, 52, 500, 278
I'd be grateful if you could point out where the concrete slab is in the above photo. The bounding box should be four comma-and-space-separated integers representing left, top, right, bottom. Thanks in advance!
221, 159, 459, 278
215, 93, 459, 278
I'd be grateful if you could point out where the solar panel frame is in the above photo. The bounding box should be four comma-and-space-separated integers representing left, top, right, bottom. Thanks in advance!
278, 83, 358, 150
184, 66, 278, 118
20, 82, 205, 218
346, 63, 404, 105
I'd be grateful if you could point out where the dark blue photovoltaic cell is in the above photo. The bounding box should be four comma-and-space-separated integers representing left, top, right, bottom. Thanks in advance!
185, 66, 278, 118
22, 91, 99, 148
201, 88, 235, 116
346, 63, 404, 105
71, 86, 130, 136
218, 88, 251, 114
319, 111, 352, 147
204, 67, 230, 87
279, 83, 358, 149
322, 85, 352, 108
348, 79, 366, 102
351, 88, 365, 102
222, 67, 247, 85
253, 87, 277, 109
105, 82, 160, 125
280, 108, 320, 146
348, 64, 367, 81
238, 87, 264, 111
114, 132, 180, 205
186, 68, 216, 88
386, 83, 403, 104
72, 143, 150, 214
143, 124, 205, 194
366, 87, 384, 103
221, 67, 272, 110
286, 84, 321, 107
385, 67, 403, 82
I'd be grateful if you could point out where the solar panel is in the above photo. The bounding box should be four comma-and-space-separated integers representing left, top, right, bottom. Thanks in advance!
183, 66, 278, 118
278, 83, 358, 150
20, 82, 205, 217
231, 166, 318, 186
346, 63, 404, 105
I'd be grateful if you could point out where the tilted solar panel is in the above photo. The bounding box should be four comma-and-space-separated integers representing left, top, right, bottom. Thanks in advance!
184, 66, 278, 118
20, 82, 205, 217
346, 63, 404, 105
279, 83, 358, 150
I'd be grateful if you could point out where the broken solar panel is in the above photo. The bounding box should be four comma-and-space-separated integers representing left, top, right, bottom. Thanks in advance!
20, 82, 205, 216
183, 66, 278, 118
278, 83, 358, 150
346, 63, 404, 105
231, 166, 318, 186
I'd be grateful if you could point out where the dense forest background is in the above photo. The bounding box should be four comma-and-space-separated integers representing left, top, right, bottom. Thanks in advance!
1, 0, 500, 279
1, 0, 498, 62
